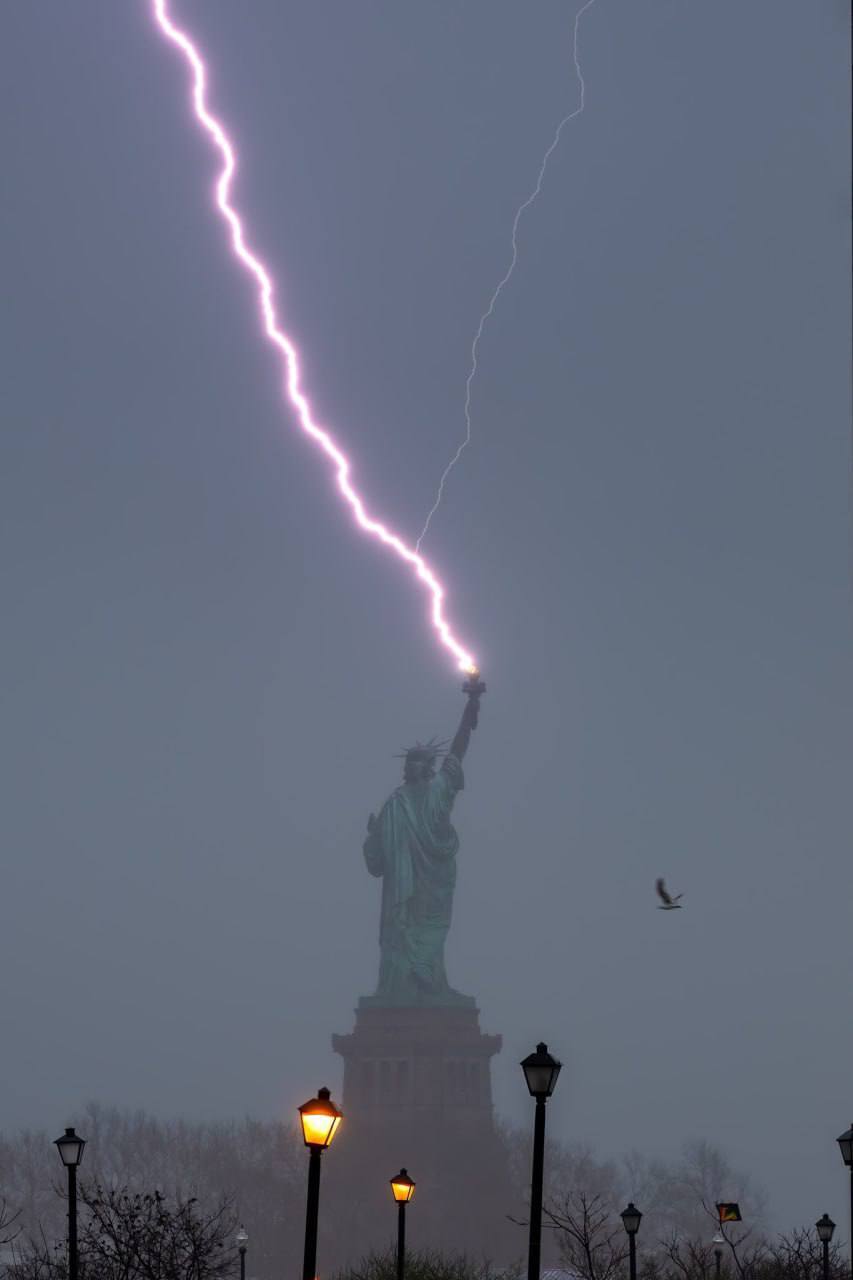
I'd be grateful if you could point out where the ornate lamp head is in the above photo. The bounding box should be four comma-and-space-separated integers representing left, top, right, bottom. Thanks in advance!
298, 1088, 342, 1150
390, 1169, 416, 1203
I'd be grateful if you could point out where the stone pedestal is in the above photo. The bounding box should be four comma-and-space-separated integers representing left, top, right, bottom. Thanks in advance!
333, 1001, 501, 1147
327, 1001, 516, 1265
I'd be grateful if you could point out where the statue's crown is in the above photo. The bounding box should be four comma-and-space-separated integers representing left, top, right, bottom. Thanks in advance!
396, 737, 447, 763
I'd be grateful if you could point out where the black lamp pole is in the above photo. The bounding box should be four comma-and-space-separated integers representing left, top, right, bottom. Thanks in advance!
302, 1147, 323, 1280
520, 1043, 562, 1280
390, 1168, 415, 1280
816, 1215, 836, 1280
836, 1125, 853, 1279
529, 1094, 546, 1280
68, 1162, 79, 1280
236, 1227, 248, 1280
396, 1199, 407, 1280
620, 1203, 642, 1280
298, 1088, 342, 1280
54, 1128, 85, 1280
713, 1235, 724, 1280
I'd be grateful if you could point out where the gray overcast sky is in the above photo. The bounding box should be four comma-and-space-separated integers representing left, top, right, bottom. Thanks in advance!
1, 0, 850, 1234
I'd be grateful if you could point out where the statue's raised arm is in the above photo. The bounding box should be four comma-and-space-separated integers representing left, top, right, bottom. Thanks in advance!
448, 668, 486, 762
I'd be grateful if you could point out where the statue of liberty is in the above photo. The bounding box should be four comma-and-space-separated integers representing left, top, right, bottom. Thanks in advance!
362, 672, 486, 1006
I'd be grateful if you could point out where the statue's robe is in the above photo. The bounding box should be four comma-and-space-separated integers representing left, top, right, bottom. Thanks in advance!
363, 754, 464, 1001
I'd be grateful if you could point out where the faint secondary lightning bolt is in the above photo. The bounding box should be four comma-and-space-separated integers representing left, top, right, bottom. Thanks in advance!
149, 0, 476, 674
416, 0, 598, 552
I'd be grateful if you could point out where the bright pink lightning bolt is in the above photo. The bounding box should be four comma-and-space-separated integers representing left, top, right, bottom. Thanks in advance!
149, 0, 477, 675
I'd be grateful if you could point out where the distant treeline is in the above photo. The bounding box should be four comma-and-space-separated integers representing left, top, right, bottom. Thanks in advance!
3, 1102, 824, 1280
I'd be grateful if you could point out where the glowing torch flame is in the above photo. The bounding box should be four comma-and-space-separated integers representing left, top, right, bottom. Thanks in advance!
149, 0, 477, 675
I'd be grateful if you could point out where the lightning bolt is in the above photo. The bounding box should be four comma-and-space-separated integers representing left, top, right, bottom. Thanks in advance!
416, 0, 599, 552
149, 0, 476, 675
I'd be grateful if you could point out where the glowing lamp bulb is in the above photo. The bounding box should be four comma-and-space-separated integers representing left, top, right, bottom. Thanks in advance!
298, 1087, 342, 1149
390, 1169, 416, 1203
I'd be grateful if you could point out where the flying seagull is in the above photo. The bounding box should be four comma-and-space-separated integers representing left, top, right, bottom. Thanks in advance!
656, 878, 683, 909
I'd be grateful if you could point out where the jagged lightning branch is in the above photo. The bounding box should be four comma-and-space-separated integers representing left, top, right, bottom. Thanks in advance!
416, 0, 599, 552
149, 0, 476, 674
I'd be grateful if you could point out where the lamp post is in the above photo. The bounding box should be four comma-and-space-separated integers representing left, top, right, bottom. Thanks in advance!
816, 1214, 835, 1280
521, 1043, 562, 1280
54, 1128, 86, 1280
236, 1226, 248, 1280
836, 1125, 853, 1277
712, 1233, 724, 1280
298, 1087, 342, 1280
390, 1170, 415, 1280
620, 1203, 642, 1280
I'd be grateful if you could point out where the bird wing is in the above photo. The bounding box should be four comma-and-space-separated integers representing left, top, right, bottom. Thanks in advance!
655, 878, 672, 905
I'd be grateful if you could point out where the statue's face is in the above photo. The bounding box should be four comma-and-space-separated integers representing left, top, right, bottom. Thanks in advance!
403, 754, 433, 784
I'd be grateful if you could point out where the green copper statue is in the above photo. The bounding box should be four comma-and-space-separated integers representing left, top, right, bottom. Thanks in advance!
362, 672, 486, 1007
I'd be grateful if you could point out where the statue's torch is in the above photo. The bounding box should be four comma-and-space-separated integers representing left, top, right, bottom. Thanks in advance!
462, 667, 486, 730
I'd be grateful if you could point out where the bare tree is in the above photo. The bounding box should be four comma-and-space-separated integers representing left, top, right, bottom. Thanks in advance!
544, 1191, 628, 1280
657, 1231, 716, 1280
7, 1185, 237, 1280
0, 1108, 767, 1276
629, 1224, 847, 1280
0, 1199, 21, 1247
0, 1107, 305, 1280
758, 1227, 847, 1280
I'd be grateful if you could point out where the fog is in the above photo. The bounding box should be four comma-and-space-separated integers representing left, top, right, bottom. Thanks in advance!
2, 0, 850, 1242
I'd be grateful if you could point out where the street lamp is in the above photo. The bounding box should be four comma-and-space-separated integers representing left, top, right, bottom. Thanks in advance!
712, 1233, 724, 1280
837, 1125, 853, 1277
816, 1214, 835, 1280
521, 1042, 562, 1280
298, 1087, 342, 1280
620, 1203, 642, 1280
390, 1169, 415, 1280
236, 1226, 248, 1280
54, 1127, 86, 1280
